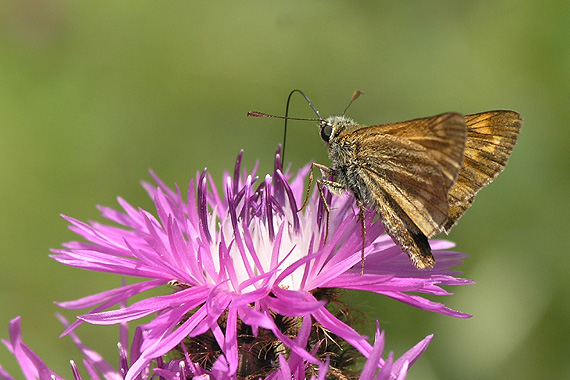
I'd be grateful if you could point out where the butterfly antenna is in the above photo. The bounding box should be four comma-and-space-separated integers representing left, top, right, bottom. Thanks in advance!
342, 90, 364, 116
282, 89, 323, 161
248, 90, 322, 163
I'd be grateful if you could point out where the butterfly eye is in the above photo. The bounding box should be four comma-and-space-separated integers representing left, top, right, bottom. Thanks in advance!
320, 124, 333, 142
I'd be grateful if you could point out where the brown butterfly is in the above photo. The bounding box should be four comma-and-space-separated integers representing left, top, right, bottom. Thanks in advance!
249, 91, 522, 272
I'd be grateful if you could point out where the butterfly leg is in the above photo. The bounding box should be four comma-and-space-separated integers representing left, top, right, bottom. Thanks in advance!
299, 162, 334, 212
298, 162, 348, 246
314, 177, 344, 244
356, 200, 366, 275
318, 176, 354, 247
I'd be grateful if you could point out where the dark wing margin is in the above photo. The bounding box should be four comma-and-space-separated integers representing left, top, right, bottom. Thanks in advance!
368, 183, 435, 269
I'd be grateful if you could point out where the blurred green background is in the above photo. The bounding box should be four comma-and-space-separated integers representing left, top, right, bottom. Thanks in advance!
1, 1, 569, 379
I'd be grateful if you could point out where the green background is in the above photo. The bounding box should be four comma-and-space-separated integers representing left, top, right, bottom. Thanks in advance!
1, 1, 568, 379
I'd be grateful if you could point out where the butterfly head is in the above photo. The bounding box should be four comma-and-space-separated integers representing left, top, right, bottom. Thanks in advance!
319, 116, 356, 145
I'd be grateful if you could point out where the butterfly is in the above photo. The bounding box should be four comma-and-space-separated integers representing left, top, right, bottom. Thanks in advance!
249, 90, 522, 272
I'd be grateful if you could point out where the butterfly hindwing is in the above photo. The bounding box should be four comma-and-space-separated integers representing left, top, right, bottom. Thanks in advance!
444, 110, 522, 231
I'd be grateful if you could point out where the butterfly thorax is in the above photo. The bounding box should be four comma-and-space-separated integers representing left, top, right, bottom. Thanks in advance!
321, 116, 366, 166
316, 116, 372, 203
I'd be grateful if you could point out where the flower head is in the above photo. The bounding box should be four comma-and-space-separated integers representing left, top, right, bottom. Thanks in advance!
0, 316, 141, 380
51, 148, 472, 379
0, 316, 430, 380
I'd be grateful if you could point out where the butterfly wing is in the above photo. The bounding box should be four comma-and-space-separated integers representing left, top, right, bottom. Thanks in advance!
351, 133, 450, 237
346, 135, 448, 268
369, 113, 468, 190
349, 113, 467, 236
364, 178, 435, 269
335, 113, 467, 268
443, 110, 522, 232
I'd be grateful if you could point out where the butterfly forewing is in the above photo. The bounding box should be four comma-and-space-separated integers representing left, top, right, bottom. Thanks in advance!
365, 179, 435, 269
444, 110, 522, 231
369, 113, 468, 190
353, 133, 452, 238
330, 113, 469, 269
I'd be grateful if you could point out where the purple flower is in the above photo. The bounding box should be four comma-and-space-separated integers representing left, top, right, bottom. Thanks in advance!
0, 317, 65, 380
0, 316, 429, 380
51, 148, 472, 379
0, 316, 426, 380
0, 315, 221, 380
1, 316, 134, 380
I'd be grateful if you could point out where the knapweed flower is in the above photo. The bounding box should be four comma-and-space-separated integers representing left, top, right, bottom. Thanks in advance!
0, 316, 429, 380
0, 314, 228, 380
0, 316, 155, 380
51, 147, 472, 379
